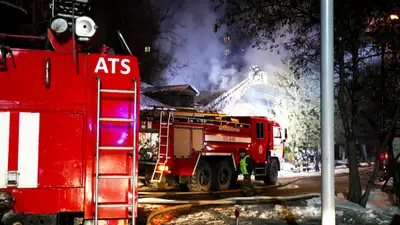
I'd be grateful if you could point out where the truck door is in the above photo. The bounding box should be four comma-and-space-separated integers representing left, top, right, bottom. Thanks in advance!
272, 126, 284, 159
255, 121, 266, 162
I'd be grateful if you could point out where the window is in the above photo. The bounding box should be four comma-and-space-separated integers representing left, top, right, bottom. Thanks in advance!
273, 127, 281, 138
224, 35, 231, 42
256, 122, 264, 139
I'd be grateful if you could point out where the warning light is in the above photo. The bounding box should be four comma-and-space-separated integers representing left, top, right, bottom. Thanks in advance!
380, 152, 389, 160
157, 165, 169, 172
390, 14, 399, 20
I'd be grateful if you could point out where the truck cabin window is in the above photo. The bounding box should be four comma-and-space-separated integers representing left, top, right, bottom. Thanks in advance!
256, 122, 264, 139
273, 127, 281, 138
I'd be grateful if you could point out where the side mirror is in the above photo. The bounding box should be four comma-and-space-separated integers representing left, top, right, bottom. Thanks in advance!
284, 128, 288, 139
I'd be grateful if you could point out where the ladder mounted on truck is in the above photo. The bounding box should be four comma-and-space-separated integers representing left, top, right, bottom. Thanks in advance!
151, 111, 172, 182
94, 77, 138, 225
140, 106, 252, 129
150, 105, 221, 114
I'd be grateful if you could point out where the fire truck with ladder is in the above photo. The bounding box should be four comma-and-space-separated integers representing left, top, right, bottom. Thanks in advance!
139, 107, 287, 192
0, 1, 140, 225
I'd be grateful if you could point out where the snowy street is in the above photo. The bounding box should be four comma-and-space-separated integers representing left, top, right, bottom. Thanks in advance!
140, 166, 400, 225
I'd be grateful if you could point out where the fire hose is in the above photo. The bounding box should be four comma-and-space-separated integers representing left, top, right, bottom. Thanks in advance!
144, 193, 321, 224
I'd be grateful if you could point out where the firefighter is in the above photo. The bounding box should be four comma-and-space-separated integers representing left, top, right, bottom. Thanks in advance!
238, 148, 260, 196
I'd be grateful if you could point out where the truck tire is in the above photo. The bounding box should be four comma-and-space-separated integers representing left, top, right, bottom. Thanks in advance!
212, 160, 233, 191
188, 160, 212, 192
264, 159, 278, 185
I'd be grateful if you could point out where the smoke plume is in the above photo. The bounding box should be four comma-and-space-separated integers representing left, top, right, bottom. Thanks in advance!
156, 0, 286, 91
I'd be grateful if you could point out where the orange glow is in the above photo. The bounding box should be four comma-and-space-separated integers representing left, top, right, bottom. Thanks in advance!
390, 14, 399, 20
157, 165, 169, 172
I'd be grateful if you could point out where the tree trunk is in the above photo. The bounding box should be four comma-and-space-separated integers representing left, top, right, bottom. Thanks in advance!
347, 133, 362, 203
361, 144, 368, 162
359, 108, 400, 207
337, 36, 362, 203
341, 145, 346, 161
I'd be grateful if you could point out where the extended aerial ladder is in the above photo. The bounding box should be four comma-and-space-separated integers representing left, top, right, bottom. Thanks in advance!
203, 65, 274, 114
94, 77, 138, 225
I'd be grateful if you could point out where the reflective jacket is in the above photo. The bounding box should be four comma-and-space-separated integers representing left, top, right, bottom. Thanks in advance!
239, 155, 254, 175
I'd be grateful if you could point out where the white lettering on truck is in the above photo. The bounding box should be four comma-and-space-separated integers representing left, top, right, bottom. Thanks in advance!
94, 57, 131, 75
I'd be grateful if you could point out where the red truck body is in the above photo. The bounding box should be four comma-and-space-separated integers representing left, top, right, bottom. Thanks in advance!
0, 48, 140, 224
140, 109, 286, 191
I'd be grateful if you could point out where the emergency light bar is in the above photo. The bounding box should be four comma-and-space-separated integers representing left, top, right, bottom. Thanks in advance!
49, 0, 97, 41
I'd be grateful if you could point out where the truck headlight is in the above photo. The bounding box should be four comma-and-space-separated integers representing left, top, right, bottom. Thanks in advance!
50, 17, 68, 34
75, 16, 97, 38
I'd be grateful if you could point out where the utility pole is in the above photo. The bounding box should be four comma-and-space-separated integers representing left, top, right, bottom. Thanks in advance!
320, 0, 335, 224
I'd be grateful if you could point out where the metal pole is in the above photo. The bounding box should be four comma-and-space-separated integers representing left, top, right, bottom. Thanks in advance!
94, 76, 101, 225
132, 78, 138, 225
320, 0, 335, 223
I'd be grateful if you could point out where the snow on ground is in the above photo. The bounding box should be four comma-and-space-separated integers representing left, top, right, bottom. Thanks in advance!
163, 203, 394, 225
161, 191, 399, 225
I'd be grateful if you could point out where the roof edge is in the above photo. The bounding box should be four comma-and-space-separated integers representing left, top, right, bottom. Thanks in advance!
188, 84, 200, 96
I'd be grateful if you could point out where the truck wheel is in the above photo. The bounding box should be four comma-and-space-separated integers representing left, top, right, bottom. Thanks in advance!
264, 159, 278, 185
188, 160, 212, 192
212, 160, 233, 191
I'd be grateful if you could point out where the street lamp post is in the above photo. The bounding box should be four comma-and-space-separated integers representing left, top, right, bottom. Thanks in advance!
320, 0, 336, 224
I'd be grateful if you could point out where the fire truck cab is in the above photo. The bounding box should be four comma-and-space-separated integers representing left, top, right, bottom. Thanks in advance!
139, 108, 287, 192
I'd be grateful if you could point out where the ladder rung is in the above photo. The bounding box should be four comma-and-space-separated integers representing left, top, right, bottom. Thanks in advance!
160, 144, 167, 146
99, 146, 135, 150
100, 118, 135, 122
160, 135, 168, 137
161, 123, 168, 125
98, 175, 134, 179
100, 89, 135, 94
98, 203, 133, 208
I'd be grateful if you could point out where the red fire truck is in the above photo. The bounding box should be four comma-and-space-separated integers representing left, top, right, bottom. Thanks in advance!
139, 108, 287, 192
0, 1, 140, 225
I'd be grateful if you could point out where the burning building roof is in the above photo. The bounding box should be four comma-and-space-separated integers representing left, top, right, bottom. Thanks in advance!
143, 84, 200, 96
140, 82, 169, 109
